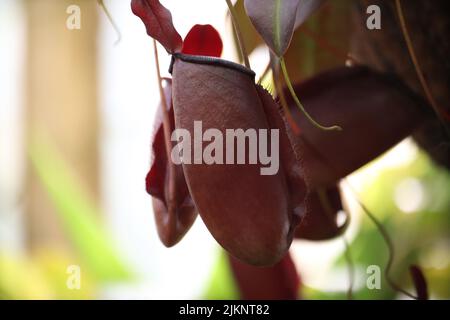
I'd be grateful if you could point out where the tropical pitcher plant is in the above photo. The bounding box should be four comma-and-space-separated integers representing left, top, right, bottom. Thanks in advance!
127, 0, 449, 300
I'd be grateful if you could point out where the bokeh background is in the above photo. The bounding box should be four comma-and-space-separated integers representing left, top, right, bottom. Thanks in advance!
0, 0, 448, 299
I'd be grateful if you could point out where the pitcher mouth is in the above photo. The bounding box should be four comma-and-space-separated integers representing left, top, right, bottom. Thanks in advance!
169, 52, 256, 79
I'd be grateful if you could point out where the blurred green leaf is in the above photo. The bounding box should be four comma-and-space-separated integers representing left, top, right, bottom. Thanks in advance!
29, 133, 132, 283
34, 250, 97, 299
333, 149, 450, 299
0, 254, 53, 299
203, 249, 240, 300
283, 0, 352, 83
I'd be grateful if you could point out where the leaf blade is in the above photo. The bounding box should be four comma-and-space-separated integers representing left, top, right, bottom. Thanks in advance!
244, 0, 325, 56
294, 0, 326, 29
131, 0, 182, 53
29, 134, 131, 282
244, 0, 300, 56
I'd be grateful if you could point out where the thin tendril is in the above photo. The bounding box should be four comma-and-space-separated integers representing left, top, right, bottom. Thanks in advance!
395, 0, 450, 135
225, 0, 251, 69
97, 0, 121, 45
153, 40, 177, 208
273, 68, 301, 135
342, 179, 418, 300
299, 137, 419, 299
317, 188, 353, 299
343, 238, 354, 300
280, 57, 342, 132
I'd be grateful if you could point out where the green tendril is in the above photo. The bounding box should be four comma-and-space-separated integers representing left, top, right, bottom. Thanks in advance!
279, 57, 342, 132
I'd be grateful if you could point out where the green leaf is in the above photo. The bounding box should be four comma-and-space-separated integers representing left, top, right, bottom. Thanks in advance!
29, 133, 132, 283
244, 0, 300, 56
203, 249, 240, 299
244, 0, 325, 56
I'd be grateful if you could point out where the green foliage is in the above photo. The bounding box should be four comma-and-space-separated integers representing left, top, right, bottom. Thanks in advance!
0, 251, 97, 299
29, 133, 132, 283
203, 250, 240, 300
328, 150, 450, 299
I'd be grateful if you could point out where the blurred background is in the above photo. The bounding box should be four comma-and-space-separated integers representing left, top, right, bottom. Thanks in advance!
0, 0, 448, 299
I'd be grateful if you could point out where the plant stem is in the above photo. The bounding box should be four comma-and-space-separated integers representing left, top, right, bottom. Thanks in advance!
97, 0, 122, 45
153, 40, 177, 206
225, 0, 251, 69
280, 57, 342, 131
273, 69, 300, 134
